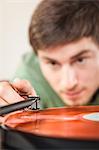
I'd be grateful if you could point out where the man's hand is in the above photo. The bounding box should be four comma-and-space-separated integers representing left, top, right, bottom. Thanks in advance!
0, 79, 37, 106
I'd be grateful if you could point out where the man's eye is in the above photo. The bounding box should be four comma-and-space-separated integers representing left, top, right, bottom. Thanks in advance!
48, 61, 60, 69
50, 61, 57, 65
72, 57, 87, 66
77, 58, 84, 63
76, 57, 86, 64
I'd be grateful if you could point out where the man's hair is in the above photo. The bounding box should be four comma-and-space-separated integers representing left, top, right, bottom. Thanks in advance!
29, 0, 99, 53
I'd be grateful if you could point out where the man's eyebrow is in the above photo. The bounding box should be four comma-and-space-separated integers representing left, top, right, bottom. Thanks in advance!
71, 50, 92, 60
41, 56, 58, 62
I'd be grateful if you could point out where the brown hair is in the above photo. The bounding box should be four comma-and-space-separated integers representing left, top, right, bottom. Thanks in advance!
29, 0, 99, 53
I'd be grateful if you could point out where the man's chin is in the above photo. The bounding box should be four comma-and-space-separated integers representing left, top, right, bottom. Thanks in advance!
61, 96, 85, 106
63, 99, 89, 106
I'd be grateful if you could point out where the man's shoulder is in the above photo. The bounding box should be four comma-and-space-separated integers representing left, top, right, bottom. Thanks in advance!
89, 90, 99, 105
21, 51, 36, 62
13, 51, 42, 83
20, 51, 39, 67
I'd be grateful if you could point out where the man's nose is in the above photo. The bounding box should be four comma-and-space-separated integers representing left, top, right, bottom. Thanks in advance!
60, 65, 78, 90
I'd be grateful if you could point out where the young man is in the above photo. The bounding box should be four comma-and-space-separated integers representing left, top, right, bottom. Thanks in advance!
0, 0, 99, 109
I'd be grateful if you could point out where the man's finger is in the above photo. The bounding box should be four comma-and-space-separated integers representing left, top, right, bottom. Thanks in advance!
0, 97, 8, 106
0, 81, 24, 104
13, 79, 37, 96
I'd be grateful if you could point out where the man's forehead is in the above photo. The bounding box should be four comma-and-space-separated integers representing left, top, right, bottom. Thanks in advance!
38, 37, 99, 61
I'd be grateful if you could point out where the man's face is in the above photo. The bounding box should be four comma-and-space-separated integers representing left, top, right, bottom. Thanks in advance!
38, 37, 99, 106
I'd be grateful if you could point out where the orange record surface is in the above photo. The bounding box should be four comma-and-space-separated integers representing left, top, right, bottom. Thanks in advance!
2, 105, 99, 140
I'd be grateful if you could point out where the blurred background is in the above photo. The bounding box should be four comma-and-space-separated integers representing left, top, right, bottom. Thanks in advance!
0, 0, 41, 80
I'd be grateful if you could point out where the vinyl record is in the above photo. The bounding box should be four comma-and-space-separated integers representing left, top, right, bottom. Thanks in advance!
2, 105, 99, 140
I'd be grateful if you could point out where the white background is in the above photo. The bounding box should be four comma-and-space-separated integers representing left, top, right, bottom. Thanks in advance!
0, 0, 41, 80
